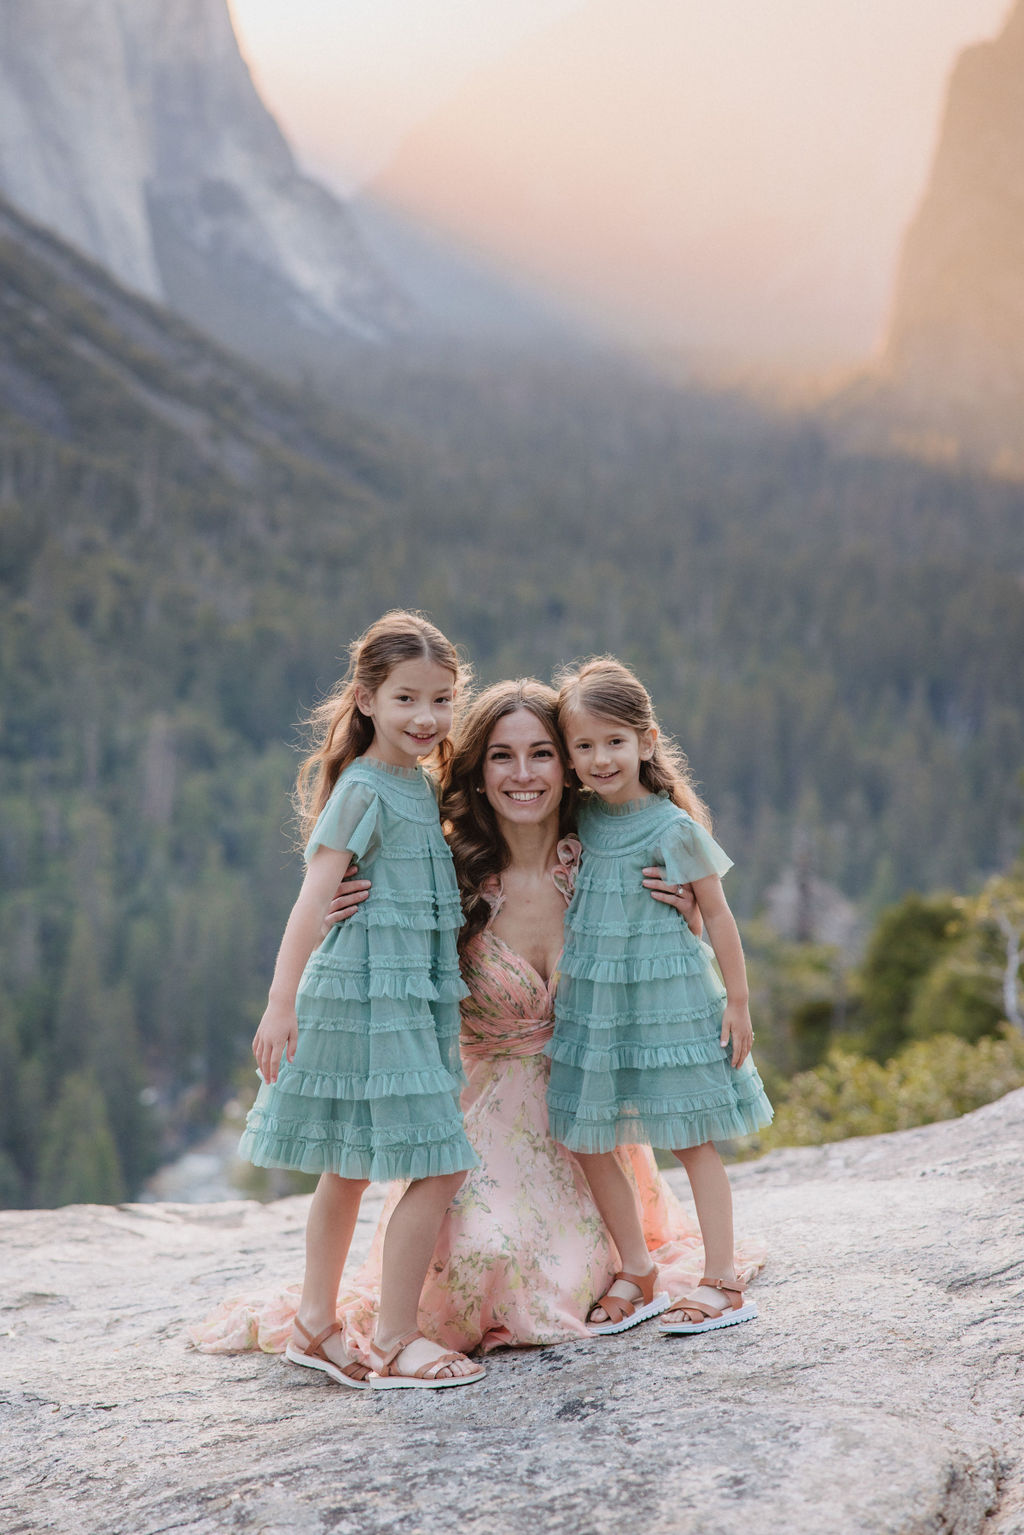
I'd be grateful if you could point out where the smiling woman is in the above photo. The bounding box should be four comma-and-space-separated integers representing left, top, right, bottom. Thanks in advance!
193, 678, 765, 1362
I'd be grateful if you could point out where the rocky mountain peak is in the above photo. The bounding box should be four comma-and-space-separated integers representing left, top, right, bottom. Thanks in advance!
0, 0, 405, 372
877, 0, 1024, 463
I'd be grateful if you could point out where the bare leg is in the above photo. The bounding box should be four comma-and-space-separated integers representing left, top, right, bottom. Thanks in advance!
663, 1141, 738, 1324
574, 1151, 655, 1321
373, 1171, 478, 1378
292, 1173, 370, 1373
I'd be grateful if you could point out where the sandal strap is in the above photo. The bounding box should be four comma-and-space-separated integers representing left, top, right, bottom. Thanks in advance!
701, 1276, 743, 1305
588, 1267, 658, 1325
619, 1268, 658, 1306
668, 1296, 722, 1322
293, 1318, 344, 1359
589, 1291, 633, 1324
370, 1329, 423, 1376
411, 1350, 469, 1380
340, 1360, 371, 1381
371, 1332, 473, 1380
665, 1277, 745, 1323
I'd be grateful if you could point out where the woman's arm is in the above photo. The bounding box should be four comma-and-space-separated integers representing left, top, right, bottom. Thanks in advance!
690, 873, 753, 1068
642, 867, 703, 937
252, 846, 355, 1084
322, 860, 371, 931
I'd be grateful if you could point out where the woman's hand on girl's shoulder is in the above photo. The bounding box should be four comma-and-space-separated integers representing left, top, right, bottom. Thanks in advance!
252, 1001, 299, 1084
642, 867, 703, 937
322, 860, 372, 934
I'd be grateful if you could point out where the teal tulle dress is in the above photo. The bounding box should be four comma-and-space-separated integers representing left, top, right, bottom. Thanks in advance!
547, 793, 774, 1153
238, 757, 478, 1182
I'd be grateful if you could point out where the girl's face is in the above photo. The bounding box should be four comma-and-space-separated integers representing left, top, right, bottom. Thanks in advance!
357, 657, 455, 769
481, 708, 567, 831
563, 706, 655, 805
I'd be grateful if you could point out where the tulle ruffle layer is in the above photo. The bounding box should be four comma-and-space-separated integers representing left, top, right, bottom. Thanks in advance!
558, 946, 719, 986
547, 1031, 729, 1072
547, 1054, 773, 1153
239, 1086, 478, 1181
275, 1003, 464, 1095
297, 965, 468, 1008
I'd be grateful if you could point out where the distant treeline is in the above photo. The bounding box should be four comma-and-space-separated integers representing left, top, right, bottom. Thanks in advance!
1, 299, 1022, 1204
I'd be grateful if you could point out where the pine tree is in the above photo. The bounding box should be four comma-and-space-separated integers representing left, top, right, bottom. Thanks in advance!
35, 1072, 126, 1207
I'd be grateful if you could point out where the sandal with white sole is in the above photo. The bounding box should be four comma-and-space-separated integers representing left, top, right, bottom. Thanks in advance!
659, 1276, 758, 1335
284, 1317, 372, 1388
368, 1329, 486, 1390
587, 1267, 670, 1336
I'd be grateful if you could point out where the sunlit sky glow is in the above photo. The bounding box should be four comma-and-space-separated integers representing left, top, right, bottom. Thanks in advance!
229, 0, 1011, 363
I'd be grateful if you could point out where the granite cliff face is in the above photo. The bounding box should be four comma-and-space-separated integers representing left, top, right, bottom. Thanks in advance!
876, 1, 1024, 463
0, 0, 404, 372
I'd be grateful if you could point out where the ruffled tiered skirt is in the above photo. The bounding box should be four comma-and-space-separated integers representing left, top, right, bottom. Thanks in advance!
192, 1052, 767, 1360
547, 901, 773, 1153
239, 842, 477, 1183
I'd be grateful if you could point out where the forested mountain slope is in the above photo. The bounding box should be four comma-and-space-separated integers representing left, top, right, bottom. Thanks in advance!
1, 206, 1021, 1206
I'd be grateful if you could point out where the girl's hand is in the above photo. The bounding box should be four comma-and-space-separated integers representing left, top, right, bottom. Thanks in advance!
322, 860, 372, 936
642, 867, 703, 937
720, 999, 754, 1069
252, 1001, 298, 1084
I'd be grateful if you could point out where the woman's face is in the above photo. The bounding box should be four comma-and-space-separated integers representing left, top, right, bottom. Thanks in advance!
481, 708, 566, 831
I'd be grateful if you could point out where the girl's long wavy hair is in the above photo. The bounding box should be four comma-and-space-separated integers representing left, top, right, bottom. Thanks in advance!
295, 610, 468, 843
554, 656, 712, 830
441, 679, 577, 952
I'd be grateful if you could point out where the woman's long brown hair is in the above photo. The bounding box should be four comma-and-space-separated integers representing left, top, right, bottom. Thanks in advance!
441, 679, 576, 952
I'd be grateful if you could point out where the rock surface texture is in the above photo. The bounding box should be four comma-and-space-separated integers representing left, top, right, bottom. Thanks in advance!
0, 0, 403, 371
2, 1089, 1023, 1535
875, 1, 1024, 464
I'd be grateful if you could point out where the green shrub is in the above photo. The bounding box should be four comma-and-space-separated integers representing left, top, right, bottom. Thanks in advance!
754, 1026, 1024, 1150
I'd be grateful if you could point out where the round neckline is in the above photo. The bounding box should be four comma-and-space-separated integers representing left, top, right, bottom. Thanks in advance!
355, 756, 425, 781
588, 791, 663, 817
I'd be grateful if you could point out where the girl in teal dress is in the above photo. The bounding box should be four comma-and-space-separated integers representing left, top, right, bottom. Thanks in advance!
239, 610, 483, 1389
548, 657, 773, 1336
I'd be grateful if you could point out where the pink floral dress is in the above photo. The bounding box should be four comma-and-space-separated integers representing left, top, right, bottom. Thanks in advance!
190, 841, 764, 1358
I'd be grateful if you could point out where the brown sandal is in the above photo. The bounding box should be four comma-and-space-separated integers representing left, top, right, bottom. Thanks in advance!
368, 1329, 486, 1390
587, 1267, 670, 1335
659, 1276, 758, 1334
284, 1317, 372, 1388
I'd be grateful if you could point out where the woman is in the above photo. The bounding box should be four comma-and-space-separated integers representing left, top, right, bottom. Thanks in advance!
192, 681, 762, 1359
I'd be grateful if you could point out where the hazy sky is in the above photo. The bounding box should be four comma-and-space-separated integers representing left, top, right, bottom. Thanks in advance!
229, 0, 1012, 364
228, 0, 586, 187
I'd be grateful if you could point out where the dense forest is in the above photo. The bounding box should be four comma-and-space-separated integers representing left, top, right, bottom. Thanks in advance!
1, 203, 1022, 1205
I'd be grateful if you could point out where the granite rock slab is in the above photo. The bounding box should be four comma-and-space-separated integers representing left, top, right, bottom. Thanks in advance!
2, 1089, 1023, 1535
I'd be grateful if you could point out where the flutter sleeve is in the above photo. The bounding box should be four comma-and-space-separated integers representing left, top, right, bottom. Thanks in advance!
654, 815, 733, 886
303, 778, 381, 864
